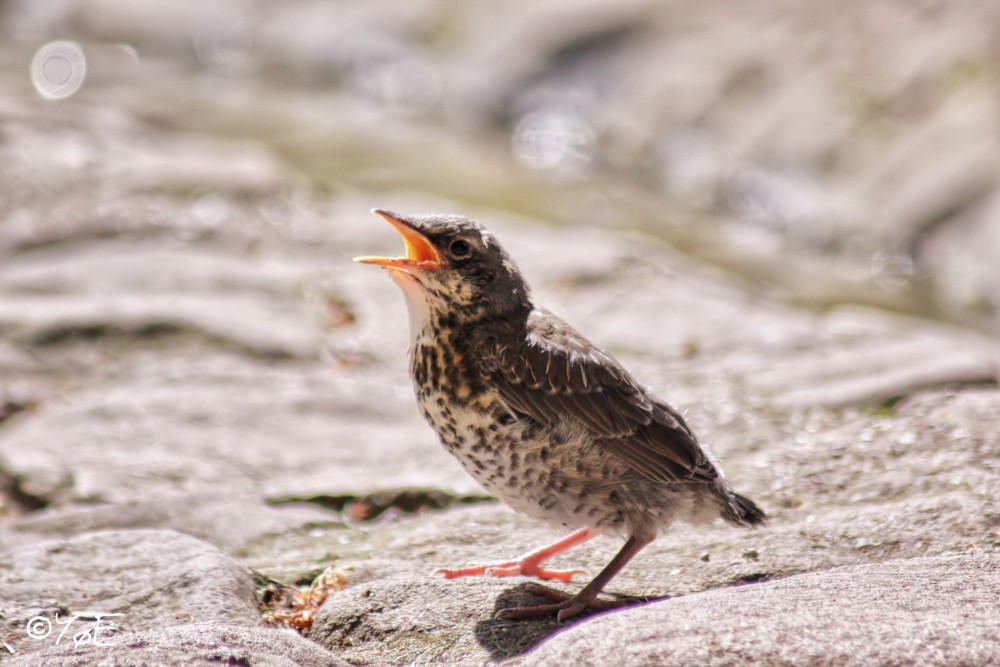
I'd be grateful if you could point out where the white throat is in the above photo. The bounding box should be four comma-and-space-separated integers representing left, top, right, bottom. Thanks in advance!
391, 271, 434, 347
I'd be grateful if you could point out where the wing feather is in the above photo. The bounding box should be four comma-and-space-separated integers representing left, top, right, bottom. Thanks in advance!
479, 308, 718, 485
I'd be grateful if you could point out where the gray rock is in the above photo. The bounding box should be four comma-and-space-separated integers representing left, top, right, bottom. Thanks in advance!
310, 575, 565, 666
0, 529, 259, 657
0, 244, 322, 359
922, 189, 1000, 331
740, 310, 999, 408
4, 624, 348, 667
0, 354, 480, 506
0, 494, 339, 555
519, 553, 1000, 667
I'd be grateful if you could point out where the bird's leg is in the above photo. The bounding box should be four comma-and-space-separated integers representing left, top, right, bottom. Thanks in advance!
433, 527, 595, 583
495, 532, 654, 623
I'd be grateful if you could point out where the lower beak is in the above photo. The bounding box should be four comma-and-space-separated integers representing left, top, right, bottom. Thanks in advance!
353, 209, 445, 270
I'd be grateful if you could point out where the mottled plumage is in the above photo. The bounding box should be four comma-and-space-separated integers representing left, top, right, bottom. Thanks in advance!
355, 209, 764, 621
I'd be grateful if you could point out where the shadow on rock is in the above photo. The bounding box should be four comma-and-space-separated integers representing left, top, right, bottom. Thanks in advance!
474, 582, 660, 661
473, 584, 562, 660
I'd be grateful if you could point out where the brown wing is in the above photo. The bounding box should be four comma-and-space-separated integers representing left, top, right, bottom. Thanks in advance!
479, 308, 719, 485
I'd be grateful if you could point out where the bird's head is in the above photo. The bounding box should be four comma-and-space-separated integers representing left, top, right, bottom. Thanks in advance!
354, 209, 531, 326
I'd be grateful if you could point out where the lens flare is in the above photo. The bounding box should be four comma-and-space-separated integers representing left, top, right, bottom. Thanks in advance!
30, 40, 86, 100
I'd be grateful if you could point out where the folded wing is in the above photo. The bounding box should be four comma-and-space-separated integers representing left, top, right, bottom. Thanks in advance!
479, 308, 719, 485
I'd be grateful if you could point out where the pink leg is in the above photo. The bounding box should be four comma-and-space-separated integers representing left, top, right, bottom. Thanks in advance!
433, 527, 595, 583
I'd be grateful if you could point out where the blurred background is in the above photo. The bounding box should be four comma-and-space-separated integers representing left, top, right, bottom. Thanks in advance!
2, 0, 999, 335
2, 5, 999, 662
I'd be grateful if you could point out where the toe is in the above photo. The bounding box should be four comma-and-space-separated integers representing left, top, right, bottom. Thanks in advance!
494, 602, 562, 620
432, 561, 516, 579
556, 601, 587, 622
432, 566, 486, 579
532, 567, 588, 583
522, 583, 573, 603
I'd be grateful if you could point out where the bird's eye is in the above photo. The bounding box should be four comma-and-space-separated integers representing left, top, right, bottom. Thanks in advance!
448, 239, 472, 259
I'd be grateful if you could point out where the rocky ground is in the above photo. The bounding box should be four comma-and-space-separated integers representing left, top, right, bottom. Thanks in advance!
2, 2, 999, 666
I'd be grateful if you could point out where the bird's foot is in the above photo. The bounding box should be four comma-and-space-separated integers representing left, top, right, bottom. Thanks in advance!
434, 528, 594, 582
495, 583, 633, 623
433, 558, 587, 583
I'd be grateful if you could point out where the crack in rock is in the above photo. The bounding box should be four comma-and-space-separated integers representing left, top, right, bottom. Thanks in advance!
270, 488, 495, 521
0, 469, 49, 513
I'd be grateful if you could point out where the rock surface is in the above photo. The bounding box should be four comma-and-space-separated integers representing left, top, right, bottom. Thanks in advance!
0, 494, 339, 553
0, 530, 259, 656
4, 625, 347, 667
518, 553, 1000, 667
1, 3, 999, 666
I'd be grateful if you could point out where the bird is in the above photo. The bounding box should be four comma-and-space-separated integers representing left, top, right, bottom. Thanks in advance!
354, 209, 765, 622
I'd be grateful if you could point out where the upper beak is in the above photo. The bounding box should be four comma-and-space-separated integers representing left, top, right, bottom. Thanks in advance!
353, 209, 445, 270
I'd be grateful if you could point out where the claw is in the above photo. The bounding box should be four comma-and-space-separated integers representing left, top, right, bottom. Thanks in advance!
494, 583, 630, 622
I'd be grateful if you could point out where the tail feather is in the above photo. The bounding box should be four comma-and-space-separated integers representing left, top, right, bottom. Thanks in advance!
723, 491, 766, 527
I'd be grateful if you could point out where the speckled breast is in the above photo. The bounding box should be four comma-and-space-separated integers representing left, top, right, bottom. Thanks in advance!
409, 339, 638, 534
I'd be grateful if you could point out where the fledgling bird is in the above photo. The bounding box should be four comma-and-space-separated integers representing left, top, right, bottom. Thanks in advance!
355, 209, 765, 622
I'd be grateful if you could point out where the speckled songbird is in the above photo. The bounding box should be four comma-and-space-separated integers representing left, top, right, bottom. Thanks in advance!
355, 209, 765, 622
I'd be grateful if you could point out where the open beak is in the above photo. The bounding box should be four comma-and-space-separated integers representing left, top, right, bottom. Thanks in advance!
353, 209, 445, 270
